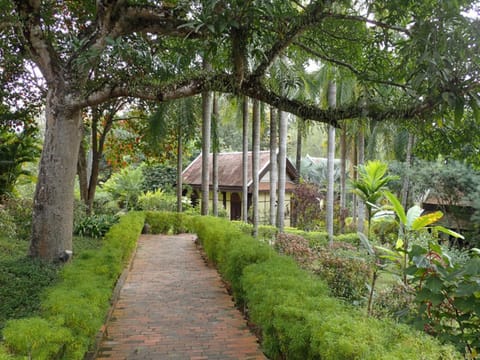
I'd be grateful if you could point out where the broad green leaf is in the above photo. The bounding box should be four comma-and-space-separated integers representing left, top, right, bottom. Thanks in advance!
406, 205, 423, 230
455, 283, 479, 297
358, 232, 375, 256
463, 258, 480, 276
412, 211, 443, 230
433, 225, 464, 239
424, 276, 443, 293
383, 191, 406, 225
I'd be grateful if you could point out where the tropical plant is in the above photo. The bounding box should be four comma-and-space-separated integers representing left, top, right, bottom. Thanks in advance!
407, 244, 480, 358
102, 165, 144, 210
351, 160, 398, 237
383, 191, 463, 284
0, 119, 40, 197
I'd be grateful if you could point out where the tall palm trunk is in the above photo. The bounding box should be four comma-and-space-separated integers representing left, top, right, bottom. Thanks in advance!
400, 132, 415, 210
176, 128, 183, 213
212, 93, 219, 216
252, 99, 261, 236
201, 62, 213, 216
242, 96, 249, 222
269, 106, 278, 226
357, 125, 365, 233
326, 81, 336, 246
339, 123, 347, 233
277, 109, 288, 232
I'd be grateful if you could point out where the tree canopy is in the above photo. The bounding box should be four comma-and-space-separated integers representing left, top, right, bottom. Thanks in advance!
1, 0, 479, 260
2, 0, 479, 125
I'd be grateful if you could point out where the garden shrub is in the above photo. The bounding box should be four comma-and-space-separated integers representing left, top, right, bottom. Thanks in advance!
334, 232, 360, 246
137, 189, 177, 212
144, 211, 192, 235
274, 233, 313, 267
1, 211, 145, 359
188, 215, 460, 360
222, 236, 274, 305
0, 197, 32, 241
74, 214, 119, 238
311, 243, 372, 303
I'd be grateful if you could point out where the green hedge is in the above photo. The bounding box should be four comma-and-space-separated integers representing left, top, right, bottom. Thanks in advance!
1, 212, 145, 360
163, 214, 459, 360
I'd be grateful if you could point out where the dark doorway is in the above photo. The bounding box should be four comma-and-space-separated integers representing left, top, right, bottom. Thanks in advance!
230, 193, 241, 220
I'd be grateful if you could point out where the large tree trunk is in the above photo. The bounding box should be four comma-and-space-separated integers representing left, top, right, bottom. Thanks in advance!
242, 96, 249, 222
269, 106, 278, 226
30, 90, 83, 261
276, 109, 287, 232
326, 81, 336, 246
252, 99, 260, 236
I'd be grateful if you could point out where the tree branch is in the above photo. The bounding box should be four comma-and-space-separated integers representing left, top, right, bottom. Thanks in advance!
251, 2, 329, 80
15, 0, 60, 83
294, 41, 409, 90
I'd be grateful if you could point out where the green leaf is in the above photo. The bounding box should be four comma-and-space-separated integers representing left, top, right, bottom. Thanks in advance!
358, 232, 375, 256
463, 258, 480, 276
424, 276, 443, 293
455, 283, 478, 297
383, 191, 406, 225
433, 225, 464, 239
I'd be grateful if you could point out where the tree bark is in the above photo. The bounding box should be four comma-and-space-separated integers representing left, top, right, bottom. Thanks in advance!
242, 96, 249, 222
339, 123, 347, 233
357, 124, 365, 233
276, 109, 287, 232
252, 99, 261, 237
326, 81, 336, 246
269, 106, 278, 226
77, 134, 88, 204
201, 79, 213, 216
176, 129, 183, 213
400, 132, 415, 210
212, 93, 219, 216
30, 90, 83, 260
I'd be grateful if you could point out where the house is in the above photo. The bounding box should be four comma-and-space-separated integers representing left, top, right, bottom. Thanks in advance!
182, 151, 298, 225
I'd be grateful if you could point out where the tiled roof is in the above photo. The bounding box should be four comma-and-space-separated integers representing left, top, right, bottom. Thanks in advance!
182, 151, 297, 191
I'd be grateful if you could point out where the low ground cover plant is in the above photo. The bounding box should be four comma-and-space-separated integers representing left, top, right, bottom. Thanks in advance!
0, 211, 145, 359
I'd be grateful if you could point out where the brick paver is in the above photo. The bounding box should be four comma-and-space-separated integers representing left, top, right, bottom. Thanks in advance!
96, 234, 267, 360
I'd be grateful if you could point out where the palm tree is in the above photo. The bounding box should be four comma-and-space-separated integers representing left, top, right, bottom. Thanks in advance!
212, 93, 220, 216
269, 106, 278, 226
242, 96, 249, 222
276, 108, 288, 232
201, 65, 213, 215
252, 99, 261, 236
326, 81, 336, 245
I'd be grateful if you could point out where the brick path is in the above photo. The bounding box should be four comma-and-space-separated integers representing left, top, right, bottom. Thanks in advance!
95, 234, 267, 360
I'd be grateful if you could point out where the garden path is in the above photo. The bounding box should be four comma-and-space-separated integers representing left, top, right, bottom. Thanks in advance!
95, 234, 266, 360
